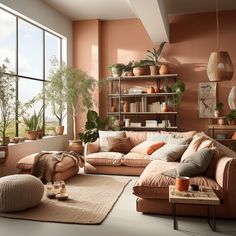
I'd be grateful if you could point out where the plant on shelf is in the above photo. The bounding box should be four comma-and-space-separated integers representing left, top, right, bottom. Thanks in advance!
214, 102, 224, 118
170, 79, 185, 109
44, 57, 67, 135
22, 107, 43, 140
123, 61, 134, 76
108, 63, 126, 77
0, 59, 16, 146
226, 109, 236, 125
132, 60, 151, 76
145, 42, 167, 75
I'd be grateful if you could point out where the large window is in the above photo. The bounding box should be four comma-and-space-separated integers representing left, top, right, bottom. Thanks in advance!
0, 7, 64, 137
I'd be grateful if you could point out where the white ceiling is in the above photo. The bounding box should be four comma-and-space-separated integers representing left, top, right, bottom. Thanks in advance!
43, 0, 236, 21
42, 0, 236, 44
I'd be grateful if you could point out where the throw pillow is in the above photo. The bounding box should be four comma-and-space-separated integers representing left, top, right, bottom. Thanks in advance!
130, 140, 165, 155
107, 137, 133, 154
99, 131, 125, 152
161, 130, 197, 139
151, 144, 188, 162
163, 148, 213, 178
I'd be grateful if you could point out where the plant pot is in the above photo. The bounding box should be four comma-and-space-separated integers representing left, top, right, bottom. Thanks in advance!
0, 145, 8, 164
149, 65, 159, 75
228, 119, 236, 125
217, 118, 225, 125
175, 176, 190, 191
133, 67, 148, 76
111, 67, 122, 77
159, 64, 169, 75
68, 140, 84, 155
214, 110, 220, 118
26, 131, 38, 140
55, 125, 64, 135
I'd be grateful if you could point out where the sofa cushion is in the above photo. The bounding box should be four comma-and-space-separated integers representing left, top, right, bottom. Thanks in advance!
107, 137, 132, 154
85, 152, 123, 166
130, 140, 165, 155
99, 130, 125, 152
125, 131, 148, 147
16, 153, 78, 172
165, 148, 213, 178
161, 130, 197, 139
122, 153, 152, 167
151, 144, 187, 162
133, 160, 224, 200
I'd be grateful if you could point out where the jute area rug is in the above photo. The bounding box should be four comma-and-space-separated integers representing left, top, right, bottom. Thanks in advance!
0, 174, 131, 224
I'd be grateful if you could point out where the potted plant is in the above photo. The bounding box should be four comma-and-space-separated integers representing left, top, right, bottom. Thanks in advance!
170, 79, 185, 109
226, 109, 236, 125
0, 59, 16, 147
214, 102, 224, 118
108, 63, 125, 77
44, 58, 67, 135
22, 107, 43, 140
145, 42, 166, 75
123, 61, 134, 76
132, 60, 150, 76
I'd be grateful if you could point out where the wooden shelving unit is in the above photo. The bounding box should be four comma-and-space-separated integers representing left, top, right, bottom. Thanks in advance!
107, 74, 179, 131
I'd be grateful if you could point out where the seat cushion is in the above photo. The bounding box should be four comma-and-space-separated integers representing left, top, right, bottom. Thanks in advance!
0, 174, 44, 212
122, 152, 152, 167
85, 152, 123, 166
16, 153, 78, 172
133, 160, 224, 200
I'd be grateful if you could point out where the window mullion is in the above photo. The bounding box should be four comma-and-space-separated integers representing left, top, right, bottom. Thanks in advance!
15, 16, 19, 137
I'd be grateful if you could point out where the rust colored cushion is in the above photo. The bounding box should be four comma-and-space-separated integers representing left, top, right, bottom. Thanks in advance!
122, 153, 152, 167
16, 153, 78, 172
85, 152, 123, 166
130, 140, 165, 155
107, 137, 132, 154
133, 160, 224, 200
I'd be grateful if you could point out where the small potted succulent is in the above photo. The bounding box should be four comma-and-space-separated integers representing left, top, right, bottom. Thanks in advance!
145, 42, 167, 75
226, 109, 236, 125
108, 63, 126, 77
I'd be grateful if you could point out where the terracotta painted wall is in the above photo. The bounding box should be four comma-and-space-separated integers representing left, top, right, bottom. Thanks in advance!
73, 10, 236, 133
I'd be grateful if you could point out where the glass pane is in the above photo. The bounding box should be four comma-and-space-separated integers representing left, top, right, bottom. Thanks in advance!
45, 105, 60, 135
18, 78, 43, 136
45, 32, 60, 79
18, 19, 43, 79
0, 9, 16, 72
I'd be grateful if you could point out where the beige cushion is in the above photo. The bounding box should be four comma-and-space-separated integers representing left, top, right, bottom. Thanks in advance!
151, 144, 187, 162
85, 152, 123, 166
122, 153, 152, 167
99, 130, 125, 151
133, 160, 223, 200
107, 137, 132, 154
130, 140, 165, 155
16, 153, 78, 172
0, 174, 44, 212
125, 131, 148, 147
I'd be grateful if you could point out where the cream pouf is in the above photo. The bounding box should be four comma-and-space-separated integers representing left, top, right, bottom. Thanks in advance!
0, 174, 44, 212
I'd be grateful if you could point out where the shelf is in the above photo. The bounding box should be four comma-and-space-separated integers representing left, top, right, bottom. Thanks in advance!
108, 92, 176, 98
216, 139, 236, 142
121, 112, 177, 115
107, 74, 178, 81
121, 126, 178, 130
208, 125, 236, 130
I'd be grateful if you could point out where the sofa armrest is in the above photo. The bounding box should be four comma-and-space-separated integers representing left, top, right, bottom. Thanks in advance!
215, 157, 236, 191
84, 139, 100, 156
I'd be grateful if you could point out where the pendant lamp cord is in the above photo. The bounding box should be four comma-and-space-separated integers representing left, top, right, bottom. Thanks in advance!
216, 0, 219, 51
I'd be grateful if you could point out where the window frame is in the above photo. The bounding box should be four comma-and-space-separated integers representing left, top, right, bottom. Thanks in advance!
0, 6, 63, 137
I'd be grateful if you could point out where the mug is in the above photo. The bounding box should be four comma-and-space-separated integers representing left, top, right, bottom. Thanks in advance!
175, 176, 190, 191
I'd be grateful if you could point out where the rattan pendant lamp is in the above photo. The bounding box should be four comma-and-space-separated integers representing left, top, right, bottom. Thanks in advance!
207, 0, 234, 82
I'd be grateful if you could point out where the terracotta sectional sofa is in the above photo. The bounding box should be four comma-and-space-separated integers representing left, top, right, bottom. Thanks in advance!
84, 130, 236, 219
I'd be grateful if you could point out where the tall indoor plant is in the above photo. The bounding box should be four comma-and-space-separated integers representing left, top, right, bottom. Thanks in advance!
44, 58, 67, 135
0, 59, 16, 146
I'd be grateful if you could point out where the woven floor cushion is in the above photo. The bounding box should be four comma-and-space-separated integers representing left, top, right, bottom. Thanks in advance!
0, 174, 44, 212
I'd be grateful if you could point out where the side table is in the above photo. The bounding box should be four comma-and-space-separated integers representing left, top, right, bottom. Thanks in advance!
169, 185, 220, 232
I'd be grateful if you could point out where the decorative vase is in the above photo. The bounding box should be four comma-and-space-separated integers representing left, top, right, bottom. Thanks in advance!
217, 118, 225, 125
175, 176, 190, 191
228, 86, 236, 110
214, 110, 220, 118
26, 131, 38, 140
123, 101, 129, 112
149, 65, 159, 75
111, 105, 117, 112
159, 64, 169, 75
55, 125, 64, 135
68, 140, 84, 155
207, 51, 234, 82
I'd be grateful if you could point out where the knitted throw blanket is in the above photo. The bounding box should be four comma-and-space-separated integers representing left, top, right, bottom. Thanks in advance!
31, 151, 84, 183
